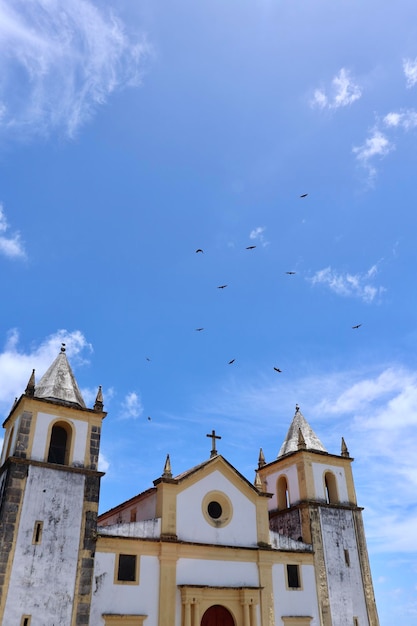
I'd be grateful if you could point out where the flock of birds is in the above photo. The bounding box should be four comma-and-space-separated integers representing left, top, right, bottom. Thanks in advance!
142, 192, 362, 422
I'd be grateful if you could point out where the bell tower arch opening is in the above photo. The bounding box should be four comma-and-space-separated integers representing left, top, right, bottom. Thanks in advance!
324, 471, 338, 504
277, 474, 290, 509
47, 421, 73, 465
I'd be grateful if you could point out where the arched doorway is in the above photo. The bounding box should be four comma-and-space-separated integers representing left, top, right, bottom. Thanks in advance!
201, 605, 235, 626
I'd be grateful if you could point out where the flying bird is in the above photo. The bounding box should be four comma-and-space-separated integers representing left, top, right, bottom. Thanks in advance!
300, 193, 308, 198
285, 271, 296, 275
273, 367, 282, 373
352, 324, 362, 329
145, 357, 151, 362
195, 328, 204, 331
246, 245, 256, 250
228, 359, 235, 364
196, 249, 204, 253
147, 416, 152, 421
218, 285, 228, 289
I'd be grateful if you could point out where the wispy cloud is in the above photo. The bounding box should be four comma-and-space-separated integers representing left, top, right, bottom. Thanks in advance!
0, 204, 26, 259
249, 226, 269, 247
308, 264, 384, 303
0, 0, 150, 138
403, 57, 417, 88
311, 68, 362, 110
119, 391, 144, 420
352, 129, 393, 181
0, 329, 92, 408
383, 109, 417, 131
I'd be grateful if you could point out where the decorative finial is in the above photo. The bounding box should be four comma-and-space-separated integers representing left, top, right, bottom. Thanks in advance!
162, 454, 172, 478
341, 437, 350, 458
295, 404, 300, 413
94, 385, 104, 411
254, 471, 263, 490
206, 429, 221, 458
297, 427, 306, 450
258, 447, 266, 468
25, 369, 35, 397
61, 343, 66, 353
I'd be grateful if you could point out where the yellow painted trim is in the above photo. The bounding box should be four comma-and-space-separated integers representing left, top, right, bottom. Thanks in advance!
282, 617, 313, 626
102, 615, 146, 626
158, 541, 178, 626
20, 616, 32, 626
96, 535, 315, 565
201, 490, 233, 528
155, 481, 177, 537
31, 521, 43, 545
284, 563, 304, 591
180, 585, 259, 626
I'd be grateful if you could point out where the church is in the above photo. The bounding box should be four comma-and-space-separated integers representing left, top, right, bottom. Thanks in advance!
0, 346, 380, 626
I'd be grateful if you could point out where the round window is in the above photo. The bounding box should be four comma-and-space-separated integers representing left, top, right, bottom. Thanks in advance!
207, 501, 222, 519
202, 491, 232, 527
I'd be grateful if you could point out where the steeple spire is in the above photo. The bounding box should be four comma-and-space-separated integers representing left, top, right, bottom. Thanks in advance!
34, 343, 86, 408
25, 369, 36, 397
277, 405, 327, 457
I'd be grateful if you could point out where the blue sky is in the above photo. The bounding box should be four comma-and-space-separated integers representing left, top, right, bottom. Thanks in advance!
0, 0, 416, 623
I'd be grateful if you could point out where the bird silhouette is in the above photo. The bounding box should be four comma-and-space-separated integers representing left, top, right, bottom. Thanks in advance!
300, 193, 308, 198
246, 245, 256, 250
218, 285, 228, 289
196, 248, 204, 253
228, 359, 235, 364
352, 324, 362, 329
285, 271, 296, 275
274, 367, 282, 373
147, 416, 152, 421
195, 328, 204, 331
145, 357, 151, 362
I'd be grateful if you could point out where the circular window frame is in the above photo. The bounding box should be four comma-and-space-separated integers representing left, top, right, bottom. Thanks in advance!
202, 491, 233, 528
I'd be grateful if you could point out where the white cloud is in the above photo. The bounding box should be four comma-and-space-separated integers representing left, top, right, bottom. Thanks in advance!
98, 451, 110, 473
403, 57, 417, 88
0, 0, 150, 138
0, 204, 26, 259
352, 129, 393, 180
249, 226, 269, 247
311, 68, 361, 110
120, 391, 144, 420
308, 265, 385, 303
0, 328, 92, 408
384, 109, 417, 131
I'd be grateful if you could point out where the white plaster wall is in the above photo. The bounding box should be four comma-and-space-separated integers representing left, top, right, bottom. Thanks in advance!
101, 492, 157, 525
312, 462, 348, 503
3, 465, 85, 626
176, 470, 258, 546
90, 553, 160, 626
31, 411, 88, 465
320, 508, 369, 626
177, 557, 259, 587
272, 563, 320, 625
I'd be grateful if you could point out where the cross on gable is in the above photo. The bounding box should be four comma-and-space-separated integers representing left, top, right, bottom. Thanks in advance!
206, 429, 221, 458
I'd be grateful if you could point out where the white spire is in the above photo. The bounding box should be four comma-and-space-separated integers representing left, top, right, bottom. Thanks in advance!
277, 405, 326, 457
34, 344, 86, 408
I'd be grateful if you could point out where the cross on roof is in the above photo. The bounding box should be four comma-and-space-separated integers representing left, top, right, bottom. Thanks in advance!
206, 429, 221, 458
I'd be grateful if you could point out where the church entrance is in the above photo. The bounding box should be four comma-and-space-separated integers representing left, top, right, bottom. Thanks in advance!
201, 604, 235, 626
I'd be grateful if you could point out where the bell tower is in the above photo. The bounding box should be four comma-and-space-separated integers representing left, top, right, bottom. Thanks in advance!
0, 344, 106, 626
257, 405, 379, 626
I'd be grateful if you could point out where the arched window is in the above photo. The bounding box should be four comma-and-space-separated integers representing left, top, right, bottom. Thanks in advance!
4, 426, 15, 459
324, 471, 338, 504
277, 475, 290, 510
47, 422, 72, 465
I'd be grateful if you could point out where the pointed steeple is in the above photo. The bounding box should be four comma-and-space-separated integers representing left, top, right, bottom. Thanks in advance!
25, 369, 36, 397
341, 437, 350, 458
34, 344, 86, 408
254, 471, 263, 491
277, 404, 327, 457
258, 447, 266, 468
94, 385, 104, 411
162, 454, 172, 478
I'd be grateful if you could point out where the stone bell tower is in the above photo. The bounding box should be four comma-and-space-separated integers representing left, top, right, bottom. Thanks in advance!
257, 405, 379, 626
0, 344, 106, 626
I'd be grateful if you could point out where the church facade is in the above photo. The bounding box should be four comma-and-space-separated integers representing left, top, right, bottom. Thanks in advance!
0, 347, 380, 626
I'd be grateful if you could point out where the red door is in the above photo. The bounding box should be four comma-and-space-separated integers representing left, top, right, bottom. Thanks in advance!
201, 605, 235, 626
